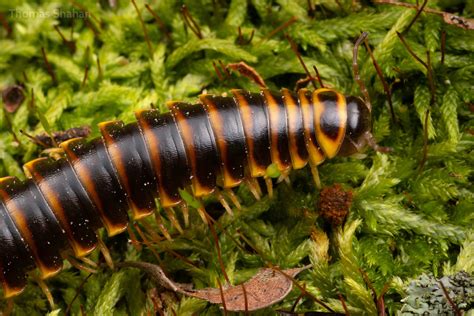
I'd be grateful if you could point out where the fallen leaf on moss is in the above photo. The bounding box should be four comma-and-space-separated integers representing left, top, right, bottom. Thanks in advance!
118, 261, 310, 311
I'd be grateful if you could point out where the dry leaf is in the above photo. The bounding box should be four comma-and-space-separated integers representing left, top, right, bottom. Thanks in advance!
226, 62, 267, 89
442, 13, 473, 30
118, 262, 310, 311
375, 0, 474, 30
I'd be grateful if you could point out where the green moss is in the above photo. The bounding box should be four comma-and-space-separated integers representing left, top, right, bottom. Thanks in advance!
0, 0, 472, 315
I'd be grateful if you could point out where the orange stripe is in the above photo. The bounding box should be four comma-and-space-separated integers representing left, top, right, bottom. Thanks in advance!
170, 104, 214, 197
261, 89, 291, 172
99, 121, 153, 219
0, 177, 61, 279
60, 139, 128, 236
232, 89, 266, 177
298, 89, 325, 165
281, 88, 308, 169
23, 159, 97, 257
313, 89, 347, 158
200, 95, 242, 188
135, 110, 182, 207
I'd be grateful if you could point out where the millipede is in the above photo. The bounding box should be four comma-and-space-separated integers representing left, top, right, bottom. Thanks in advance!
0, 32, 381, 303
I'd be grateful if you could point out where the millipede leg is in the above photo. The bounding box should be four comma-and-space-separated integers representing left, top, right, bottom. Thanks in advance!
196, 200, 209, 224
197, 207, 209, 224
154, 214, 173, 241
66, 255, 98, 274
127, 226, 143, 251
310, 164, 322, 189
32, 274, 54, 309
133, 224, 163, 263
215, 189, 233, 216
180, 203, 190, 228
245, 178, 261, 200
277, 170, 291, 185
4, 298, 14, 316
264, 177, 273, 198
224, 188, 241, 209
252, 178, 263, 196
97, 237, 114, 269
140, 220, 163, 243
365, 131, 392, 153
79, 255, 99, 268
164, 207, 184, 234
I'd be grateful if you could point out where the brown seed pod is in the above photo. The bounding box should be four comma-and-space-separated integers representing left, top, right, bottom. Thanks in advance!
2, 85, 25, 113
318, 184, 353, 226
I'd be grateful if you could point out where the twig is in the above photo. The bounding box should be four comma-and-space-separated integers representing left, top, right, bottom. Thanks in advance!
19, 129, 49, 148
418, 109, 429, 173
145, 4, 172, 41
131, 0, 153, 57
290, 284, 306, 312
440, 30, 446, 65
396, 31, 428, 68
213, 61, 225, 81
396, 32, 436, 106
273, 266, 336, 313
360, 268, 378, 302
263, 16, 298, 41
65, 273, 93, 316
363, 35, 396, 122
438, 280, 462, 316
334, 0, 345, 12
377, 283, 391, 316
237, 26, 255, 45
70, 18, 74, 41
3, 112, 22, 146
180, 5, 203, 39
81, 65, 89, 88
53, 25, 76, 54
216, 278, 228, 315
205, 211, 231, 284
0, 13, 12, 37
338, 293, 350, 315
84, 17, 101, 37
96, 54, 103, 80
285, 33, 317, 90
219, 60, 230, 77
30, 88, 57, 147
360, 269, 389, 316
41, 47, 57, 85
70, 1, 101, 25
307, 0, 316, 19
402, 0, 428, 35
353, 32, 372, 112
426, 51, 436, 106
242, 283, 249, 315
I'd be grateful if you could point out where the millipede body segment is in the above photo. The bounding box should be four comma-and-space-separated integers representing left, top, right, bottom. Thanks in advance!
0, 88, 371, 297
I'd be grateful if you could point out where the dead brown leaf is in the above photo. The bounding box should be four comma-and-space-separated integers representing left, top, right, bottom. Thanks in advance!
118, 262, 310, 311
226, 62, 267, 89
375, 0, 474, 30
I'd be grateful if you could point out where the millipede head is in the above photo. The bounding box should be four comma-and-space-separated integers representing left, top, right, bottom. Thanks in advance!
338, 96, 373, 156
